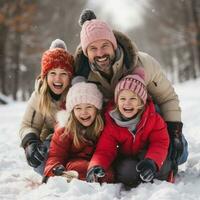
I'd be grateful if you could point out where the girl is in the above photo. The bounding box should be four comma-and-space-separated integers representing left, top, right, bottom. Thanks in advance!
44, 82, 114, 182
87, 68, 170, 187
19, 39, 74, 175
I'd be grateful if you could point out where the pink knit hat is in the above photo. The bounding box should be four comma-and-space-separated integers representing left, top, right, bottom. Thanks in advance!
115, 68, 147, 104
66, 82, 103, 112
79, 10, 117, 55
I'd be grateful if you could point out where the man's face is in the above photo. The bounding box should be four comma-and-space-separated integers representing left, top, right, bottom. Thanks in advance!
87, 39, 115, 75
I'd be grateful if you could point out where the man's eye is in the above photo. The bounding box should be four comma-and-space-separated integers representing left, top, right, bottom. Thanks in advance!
89, 47, 96, 51
102, 45, 109, 48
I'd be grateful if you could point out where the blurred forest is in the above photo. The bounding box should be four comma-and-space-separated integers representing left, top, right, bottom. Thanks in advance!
0, 0, 200, 101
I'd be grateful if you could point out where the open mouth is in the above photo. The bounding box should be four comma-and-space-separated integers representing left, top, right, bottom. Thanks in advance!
123, 108, 134, 113
95, 55, 109, 64
53, 82, 63, 89
80, 116, 91, 121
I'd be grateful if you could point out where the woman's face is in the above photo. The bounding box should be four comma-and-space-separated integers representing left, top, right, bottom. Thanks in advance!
117, 90, 142, 119
73, 103, 97, 127
47, 68, 70, 95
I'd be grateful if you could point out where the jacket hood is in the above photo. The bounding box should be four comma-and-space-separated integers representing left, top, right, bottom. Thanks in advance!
74, 30, 139, 75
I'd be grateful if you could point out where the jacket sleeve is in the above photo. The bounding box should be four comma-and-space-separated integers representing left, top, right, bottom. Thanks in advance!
138, 52, 181, 122
145, 114, 169, 169
19, 92, 45, 142
44, 128, 71, 177
88, 117, 118, 170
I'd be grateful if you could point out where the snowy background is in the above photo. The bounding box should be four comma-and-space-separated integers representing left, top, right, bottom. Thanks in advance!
0, 78, 200, 200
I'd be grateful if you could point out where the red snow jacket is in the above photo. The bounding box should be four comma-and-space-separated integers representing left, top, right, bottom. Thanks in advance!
44, 128, 96, 178
88, 100, 169, 171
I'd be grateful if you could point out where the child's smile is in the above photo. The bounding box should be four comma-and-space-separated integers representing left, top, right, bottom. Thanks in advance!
74, 103, 97, 127
117, 90, 142, 119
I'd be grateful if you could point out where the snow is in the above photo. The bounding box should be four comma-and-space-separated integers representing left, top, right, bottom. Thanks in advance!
1, 78, 200, 200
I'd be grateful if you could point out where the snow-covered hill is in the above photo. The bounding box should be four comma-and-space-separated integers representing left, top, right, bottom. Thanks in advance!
0, 78, 200, 200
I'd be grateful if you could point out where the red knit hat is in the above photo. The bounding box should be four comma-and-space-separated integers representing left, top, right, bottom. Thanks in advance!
115, 68, 147, 104
41, 48, 74, 79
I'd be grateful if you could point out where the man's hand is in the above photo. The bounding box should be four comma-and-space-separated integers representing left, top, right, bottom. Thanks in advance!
167, 122, 183, 162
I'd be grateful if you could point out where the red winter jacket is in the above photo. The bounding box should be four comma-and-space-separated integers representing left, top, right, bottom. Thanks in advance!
44, 128, 96, 178
88, 100, 169, 171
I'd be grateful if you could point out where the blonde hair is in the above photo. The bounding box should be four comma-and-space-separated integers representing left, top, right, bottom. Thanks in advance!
62, 109, 104, 149
37, 77, 68, 118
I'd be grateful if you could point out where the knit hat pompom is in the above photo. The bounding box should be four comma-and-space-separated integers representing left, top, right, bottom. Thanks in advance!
115, 67, 147, 104
79, 9, 96, 26
49, 39, 67, 50
71, 76, 87, 85
133, 67, 145, 80
66, 82, 103, 112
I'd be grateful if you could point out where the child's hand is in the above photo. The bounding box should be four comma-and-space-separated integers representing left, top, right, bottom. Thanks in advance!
52, 165, 66, 176
86, 166, 105, 182
136, 159, 157, 182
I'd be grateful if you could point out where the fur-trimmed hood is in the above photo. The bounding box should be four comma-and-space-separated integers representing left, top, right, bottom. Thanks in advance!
56, 110, 70, 128
74, 30, 139, 76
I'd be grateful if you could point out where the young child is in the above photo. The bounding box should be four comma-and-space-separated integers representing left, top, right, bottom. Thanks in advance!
44, 81, 114, 182
19, 39, 74, 175
86, 68, 170, 187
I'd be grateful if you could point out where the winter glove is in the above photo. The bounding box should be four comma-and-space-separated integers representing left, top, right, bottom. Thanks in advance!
52, 165, 66, 176
42, 165, 65, 184
86, 166, 105, 183
22, 133, 48, 168
136, 159, 157, 182
167, 122, 184, 163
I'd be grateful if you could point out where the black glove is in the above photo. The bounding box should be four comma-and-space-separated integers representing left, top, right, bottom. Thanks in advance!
167, 122, 183, 163
42, 165, 65, 184
86, 166, 105, 183
136, 159, 157, 182
52, 165, 66, 176
22, 133, 48, 168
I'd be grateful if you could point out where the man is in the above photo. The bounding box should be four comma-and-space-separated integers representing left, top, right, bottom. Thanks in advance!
74, 9, 188, 178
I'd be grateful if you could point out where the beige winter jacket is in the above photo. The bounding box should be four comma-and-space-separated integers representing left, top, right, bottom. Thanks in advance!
74, 31, 181, 122
19, 78, 66, 143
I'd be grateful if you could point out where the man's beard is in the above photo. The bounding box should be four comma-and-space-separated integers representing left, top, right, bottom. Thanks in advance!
93, 54, 115, 74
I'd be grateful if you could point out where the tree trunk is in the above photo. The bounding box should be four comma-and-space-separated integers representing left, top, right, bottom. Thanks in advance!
191, 0, 200, 73
0, 24, 8, 95
12, 0, 22, 100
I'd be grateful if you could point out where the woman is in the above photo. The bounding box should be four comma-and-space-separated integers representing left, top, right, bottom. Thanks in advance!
19, 39, 74, 175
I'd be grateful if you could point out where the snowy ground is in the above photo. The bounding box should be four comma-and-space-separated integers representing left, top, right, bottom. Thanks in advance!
0, 78, 200, 200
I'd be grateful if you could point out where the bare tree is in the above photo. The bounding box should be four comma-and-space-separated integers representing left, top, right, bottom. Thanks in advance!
128, 0, 200, 82
0, 0, 87, 100
0, 1, 10, 95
